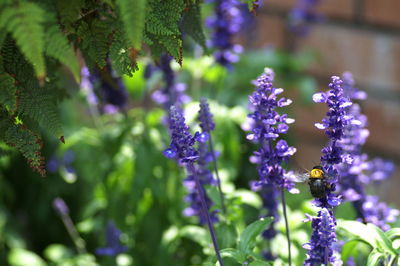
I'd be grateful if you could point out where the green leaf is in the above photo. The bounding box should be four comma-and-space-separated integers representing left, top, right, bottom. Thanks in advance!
367, 223, 398, 255
386, 228, 400, 240
220, 248, 246, 264
8, 248, 46, 266
338, 220, 378, 248
0, 73, 16, 112
249, 260, 272, 266
367, 249, 385, 266
180, 0, 207, 51
238, 217, 273, 254
44, 25, 80, 82
216, 223, 237, 249
110, 30, 138, 77
180, 225, 209, 248
341, 239, 361, 263
43, 244, 72, 262
117, 0, 147, 50
0, 2, 46, 79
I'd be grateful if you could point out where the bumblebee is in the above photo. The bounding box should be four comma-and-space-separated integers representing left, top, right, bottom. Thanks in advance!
293, 165, 331, 198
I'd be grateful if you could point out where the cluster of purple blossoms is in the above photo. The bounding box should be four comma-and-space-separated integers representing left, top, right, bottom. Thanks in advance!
336, 72, 398, 230
206, 0, 244, 69
245, 68, 297, 192
80, 64, 128, 114
288, 0, 323, 36
244, 68, 297, 258
304, 76, 354, 265
163, 106, 215, 223
96, 221, 128, 256
47, 150, 75, 174
303, 208, 338, 266
163, 106, 223, 264
151, 55, 190, 111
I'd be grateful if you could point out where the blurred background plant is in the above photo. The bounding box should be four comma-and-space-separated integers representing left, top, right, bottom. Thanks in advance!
0, 0, 399, 265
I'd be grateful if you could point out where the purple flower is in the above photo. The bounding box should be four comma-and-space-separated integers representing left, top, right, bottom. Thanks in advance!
245, 68, 297, 192
80, 64, 128, 113
53, 197, 69, 216
335, 72, 398, 230
313, 76, 353, 207
151, 55, 190, 111
96, 221, 128, 256
207, 0, 244, 69
163, 106, 223, 264
199, 98, 216, 132
303, 208, 337, 266
46, 150, 76, 174
288, 0, 323, 36
163, 106, 199, 165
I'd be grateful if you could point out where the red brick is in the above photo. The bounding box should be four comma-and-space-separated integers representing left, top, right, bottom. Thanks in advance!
364, 0, 400, 28
298, 24, 400, 93
290, 97, 400, 157
252, 15, 286, 48
265, 0, 354, 19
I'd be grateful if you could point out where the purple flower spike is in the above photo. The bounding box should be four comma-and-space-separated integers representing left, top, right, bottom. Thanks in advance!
289, 0, 323, 36
53, 197, 69, 216
304, 208, 337, 266
96, 221, 128, 256
207, 0, 244, 69
163, 106, 199, 165
245, 68, 297, 192
335, 72, 398, 230
151, 55, 190, 111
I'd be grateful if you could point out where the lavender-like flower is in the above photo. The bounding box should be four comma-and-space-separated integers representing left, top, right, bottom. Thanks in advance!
288, 0, 323, 36
245, 68, 297, 264
151, 55, 190, 111
246, 68, 297, 192
96, 221, 128, 256
198, 98, 226, 214
305, 76, 353, 265
47, 150, 76, 174
303, 208, 337, 266
206, 0, 244, 69
80, 64, 128, 114
336, 72, 398, 230
53, 198, 86, 254
163, 106, 223, 265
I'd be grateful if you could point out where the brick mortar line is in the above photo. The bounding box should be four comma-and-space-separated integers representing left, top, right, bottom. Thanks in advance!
259, 6, 400, 37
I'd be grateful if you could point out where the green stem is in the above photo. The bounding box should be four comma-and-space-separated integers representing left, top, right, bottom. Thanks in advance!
281, 189, 292, 266
208, 135, 226, 215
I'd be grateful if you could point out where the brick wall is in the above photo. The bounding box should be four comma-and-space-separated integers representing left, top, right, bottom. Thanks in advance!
251, 0, 400, 204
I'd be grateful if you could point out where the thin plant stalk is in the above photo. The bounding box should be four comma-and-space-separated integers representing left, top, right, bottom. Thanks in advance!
281, 189, 292, 266
208, 135, 226, 215
187, 163, 224, 266
59, 213, 87, 254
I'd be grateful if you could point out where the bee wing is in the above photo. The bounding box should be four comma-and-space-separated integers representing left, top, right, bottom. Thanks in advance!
290, 172, 309, 183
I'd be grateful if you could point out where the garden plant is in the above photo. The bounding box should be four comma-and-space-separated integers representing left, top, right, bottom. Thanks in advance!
0, 0, 399, 265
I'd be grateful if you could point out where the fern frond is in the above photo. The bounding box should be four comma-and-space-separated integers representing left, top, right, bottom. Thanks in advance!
0, 2, 46, 80
110, 30, 138, 77
180, 0, 207, 51
56, 0, 85, 28
0, 73, 16, 113
117, 0, 147, 50
77, 20, 111, 69
18, 86, 63, 139
45, 25, 80, 82
5, 123, 45, 176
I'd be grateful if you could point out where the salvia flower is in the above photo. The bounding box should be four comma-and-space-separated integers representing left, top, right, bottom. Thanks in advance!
53, 197, 69, 216
303, 208, 337, 266
198, 98, 226, 214
288, 0, 323, 36
336, 72, 398, 230
47, 150, 76, 174
206, 0, 244, 69
163, 106, 223, 265
245, 68, 297, 192
152, 55, 190, 111
96, 221, 128, 256
80, 64, 128, 114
